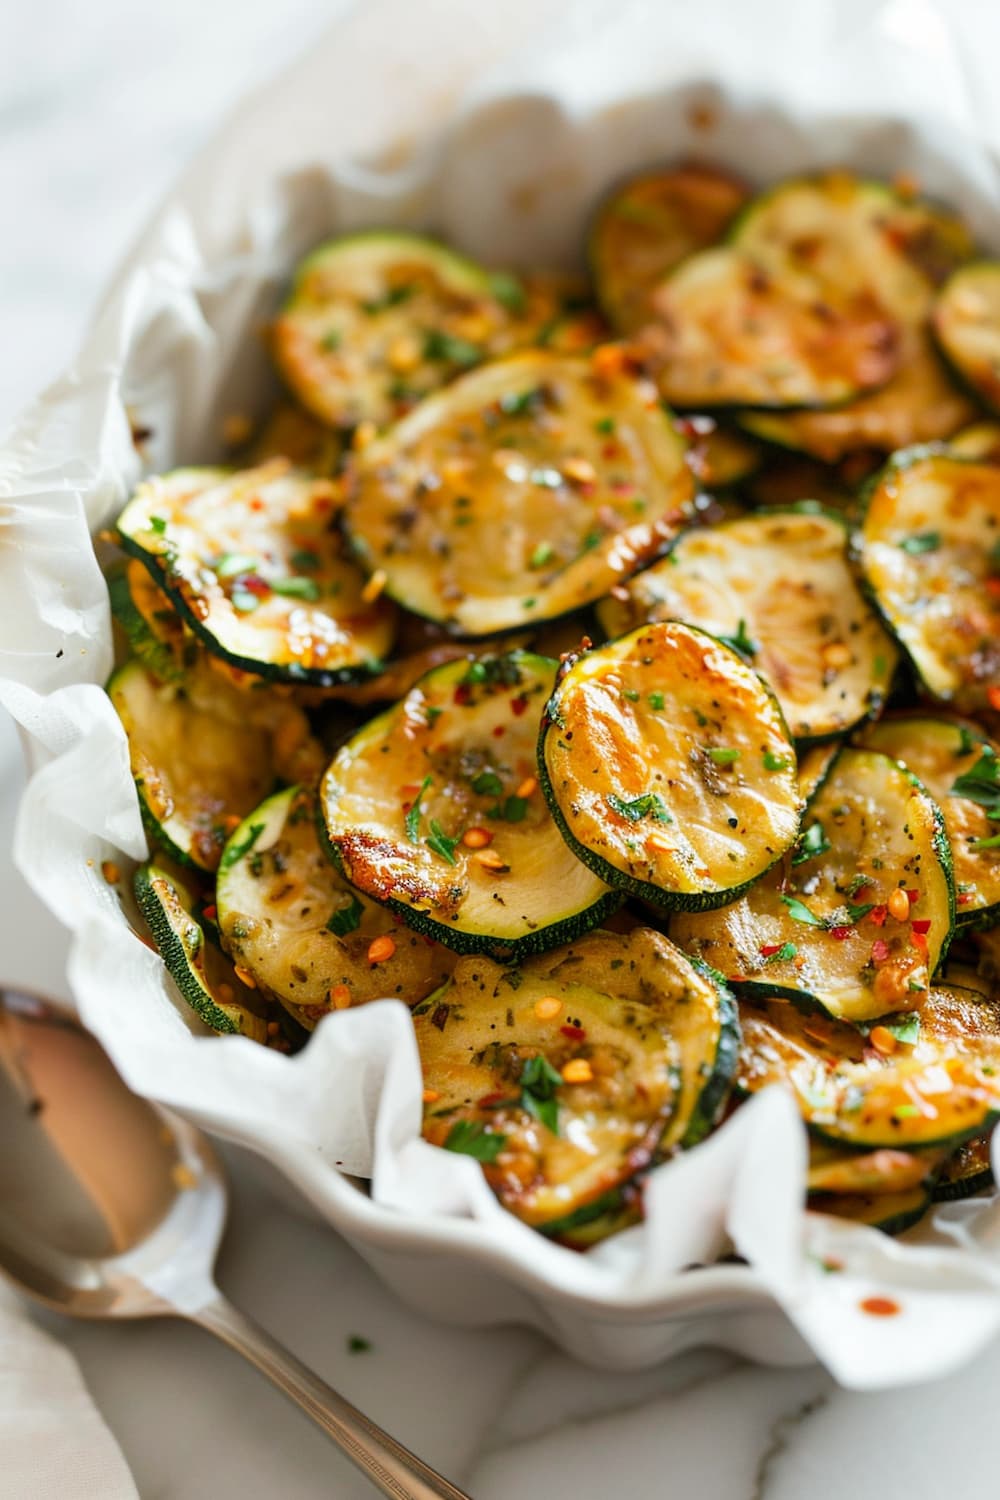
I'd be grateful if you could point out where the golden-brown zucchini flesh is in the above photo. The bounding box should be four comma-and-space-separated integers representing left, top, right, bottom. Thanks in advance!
108, 563, 189, 684
589, 163, 749, 334
109, 659, 276, 872
809, 1188, 930, 1234
596, 508, 898, 741
739, 332, 974, 462
319, 652, 619, 957
933, 263, 1000, 415
649, 245, 899, 410
538, 621, 801, 910
950, 420, 1000, 464
806, 1141, 944, 1195
855, 716, 1000, 927
269, 232, 511, 430
686, 420, 763, 490
116, 463, 396, 686
342, 350, 695, 636
737, 984, 1000, 1149
933, 1132, 995, 1201
216, 786, 455, 1028
672, 747, 955, 1022
416, 928, 739, 1227
857, 450, 1000, 714
134, 862, 269, 1040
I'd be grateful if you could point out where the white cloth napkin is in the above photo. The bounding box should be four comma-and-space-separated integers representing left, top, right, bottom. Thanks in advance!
0, 1286, 138, 1500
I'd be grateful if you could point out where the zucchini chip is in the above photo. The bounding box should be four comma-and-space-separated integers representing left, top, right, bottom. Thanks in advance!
596, 508, 898, 741
269, 232, 512, 430
319, 652, 619, 957
672, 747, 954, 1021
117, 463, 396, 686
933, 263, 1000, 414
589, 163, 749, 334
737, 984, 1000, 1149
134, 862, 269, 1040
216, 786, 455, 1028
855, 716, 1000, 928
857, 449, 1000, 714
538, 621, 801, 910
109, 659, 276, 872
809, 1188, 931, 1235
416, 928, 739, 1227
342, 350, 694, 636
933, 1133, 995, 1201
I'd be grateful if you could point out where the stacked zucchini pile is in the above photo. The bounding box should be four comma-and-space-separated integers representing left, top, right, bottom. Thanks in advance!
110, 165, 1000, 1245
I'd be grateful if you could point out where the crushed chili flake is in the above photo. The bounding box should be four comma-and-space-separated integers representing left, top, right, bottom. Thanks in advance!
454, 684, 473, 705
869, 905, 887, 926
367, 935, 396, 964
560, 1023, 586, 1041
912, 930, 929, 955
510, 695, 529, 716
759, 943, 784, 957
860, 1296, 901, 1317
241, 573, 271, 596
492, 725, 506, 739
988, 686, 1000, 712
871, 938, 890, 964
905, 889, 919, 904
911, 919, 932, 935
478, 1090, 508, 1107
202, 903, 217, 921
829, 926, 854, 941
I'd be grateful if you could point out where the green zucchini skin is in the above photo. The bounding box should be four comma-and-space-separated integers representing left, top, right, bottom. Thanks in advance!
108, 569, 187, 684
809, 1186, 932, 1236
319, 651, 620, 959
932, 1133, 995, 1201
538, 620, 801, 913
134, 862, 269, 1039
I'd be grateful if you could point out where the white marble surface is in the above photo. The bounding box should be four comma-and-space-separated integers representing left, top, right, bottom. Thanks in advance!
3, 3, 1000, 1496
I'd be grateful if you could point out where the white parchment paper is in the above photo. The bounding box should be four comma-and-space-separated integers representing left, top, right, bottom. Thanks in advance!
6, 0, 1000, 1385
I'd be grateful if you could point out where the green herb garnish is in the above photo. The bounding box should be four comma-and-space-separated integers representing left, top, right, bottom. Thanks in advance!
519, 1054, 563, 1135
423, 330, 482, 367
717, 619, 759, 658
780, 894, 825, 927
426, 819, 460, 865
471, 771, 503, 798
327, 892, 364, 936
792, 821, 831, 866
443, 1120, 508, 1162
607, 792, 672, 824
271, 576, 320, 601
762, 751, 789, 772
406, 776, 433, 842
707, 747, 741, 765
899, 531, 940, 555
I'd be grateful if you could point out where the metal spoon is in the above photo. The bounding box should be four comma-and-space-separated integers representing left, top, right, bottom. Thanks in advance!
0, 987, 471, 1500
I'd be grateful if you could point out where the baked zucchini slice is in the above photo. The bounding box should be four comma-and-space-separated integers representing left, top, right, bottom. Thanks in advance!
806, 1142, 943, 1195
108, 659, 276, 872
855, 716, 1000, 928
737, 983, 1000, 1149
117, 462, 396, 686
538, 621, 801, 910
589, 163, 749, 334
856, 449, 1000, 714
269, 232, 512, 430
950, 420, 1000, 463
319, 651, 619, 957
933, 263, 1000, 414
672, 747, 954, 1021
134, 862, 269, 1040
415, 928, 739, 1227
809, 1188, 931, 1235
342, 350, 695, 636
216, 786, 455, 1028
596, 508, 898, 741
933, 1132, 995, 1201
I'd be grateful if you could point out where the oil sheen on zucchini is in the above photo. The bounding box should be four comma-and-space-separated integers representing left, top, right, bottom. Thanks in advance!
737, 984, 1000, 1149
672, 747, 955, 1021
134, 862, 269, 1039
216, 786, 456, 1028
319, 652, 619, 957
858, 449, 1000, 714
933, 262, 1000, 415
855, 715, 1000, 928
589, 163, 749, 334
109, 659, 276, 872
269, 231, 513, 430
416, 928, 739, 1227
539, 621, 801, 910
342, 350, 695, 636
116, 462, 396, 686
597, 508, 898, 741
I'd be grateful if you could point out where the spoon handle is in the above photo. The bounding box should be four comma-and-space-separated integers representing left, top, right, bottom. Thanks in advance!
193, 1292, 472, 1500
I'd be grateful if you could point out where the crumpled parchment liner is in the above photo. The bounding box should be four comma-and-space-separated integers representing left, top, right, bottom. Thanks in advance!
5, 0, 1000, 1385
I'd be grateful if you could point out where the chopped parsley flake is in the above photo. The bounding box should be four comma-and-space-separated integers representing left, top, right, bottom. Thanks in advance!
444, 1120, 508, 1162
717, 619, 759, 658
899, 531, 940, 555
762, 751, 789, 772
607, 791, 672, 824
405, 776, 433, 842
519, 1054, 563, 1135
707, 747, 741, 765
792, 821, 831, 866
327, 892, 364, 936
426, 819, 461, 865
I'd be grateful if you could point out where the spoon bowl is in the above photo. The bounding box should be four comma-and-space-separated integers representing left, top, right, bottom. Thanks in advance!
0, 987, 469, 1500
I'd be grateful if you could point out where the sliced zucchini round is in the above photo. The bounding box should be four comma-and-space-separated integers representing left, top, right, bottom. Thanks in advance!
116, 463, 396, 686
216, 786, 456, 1028
739, 332, 974, 462
342, 350, 695, 636
109, 659, 276, 872
933, 262, 1000, 414
796, 741, 841, 804
649, 244, 899, 410
808, 1187, 931, 1235
319, 651, 619, 957
855, 715, 1000, 928
857, 449, 1000, 714
134, 862, 269, 1040
415, 927, 738, 1227
269, 231, 511, 430
806, 1141, 943, 1195
672, 746, 955, 1021
538, 621, 801, 910
737, 984, 1000, 1149
596, 508, 898, 741
589, 163, 749, 334
933, 1132, 995, 1201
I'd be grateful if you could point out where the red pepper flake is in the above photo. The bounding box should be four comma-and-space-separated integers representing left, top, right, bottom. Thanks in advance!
871, 938, 890, 964
453, 684, 473, 706
202, 904, 217, 921
610, 478, 635, 496
510, 695, 529, 716
249, 497, 266, 512
906, 889, 919, 905
912, 930, 929, 955
958, 891, 973, 905
560, 1023, 586, 1041
492, 724, 506, 739
759, 943, 784, 957
860, 1296, 901, 1317
601, 442, 620, 460
911, 919, 931, 935
989, 686, 1000, 712
478, 1091, 508, 1107
242, 573, 271, 596
728, 974, 747, 983
869, 905, 887, 926
829, 926, 854, 941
